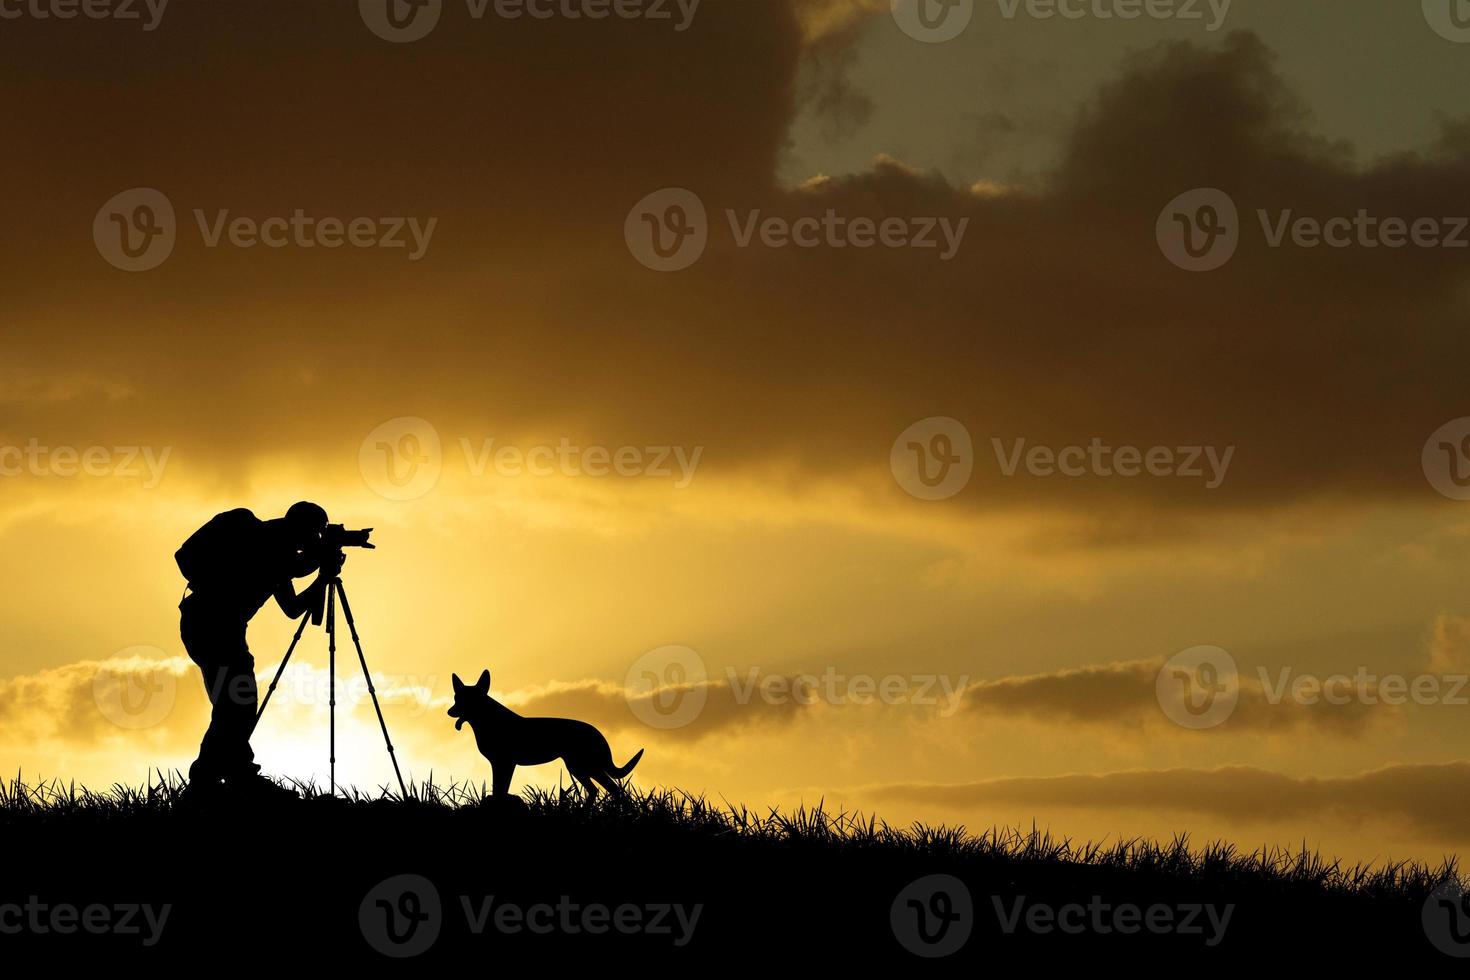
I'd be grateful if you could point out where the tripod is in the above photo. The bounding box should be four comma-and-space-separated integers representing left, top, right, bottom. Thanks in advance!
252, 577, 408, 798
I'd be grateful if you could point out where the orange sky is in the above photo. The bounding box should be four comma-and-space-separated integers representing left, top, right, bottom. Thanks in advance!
5, 0, 1470, 869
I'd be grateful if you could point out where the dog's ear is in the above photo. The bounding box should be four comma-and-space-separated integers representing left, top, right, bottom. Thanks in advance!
452, 673, 465, 694
476, 669, 490, 693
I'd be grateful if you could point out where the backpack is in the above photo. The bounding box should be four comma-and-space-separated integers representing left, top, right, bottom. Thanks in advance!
175, 509, 263, 589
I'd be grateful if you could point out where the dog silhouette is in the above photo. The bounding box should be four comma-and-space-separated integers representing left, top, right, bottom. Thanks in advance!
448, 669, 644, 801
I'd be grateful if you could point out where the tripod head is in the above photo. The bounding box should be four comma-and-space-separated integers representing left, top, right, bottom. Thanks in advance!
308, 569, 344, 626
306, 535, 365, 624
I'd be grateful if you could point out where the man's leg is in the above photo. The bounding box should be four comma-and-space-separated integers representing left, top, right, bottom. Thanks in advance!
183, 610, 259, 784
216, 651, 261, 782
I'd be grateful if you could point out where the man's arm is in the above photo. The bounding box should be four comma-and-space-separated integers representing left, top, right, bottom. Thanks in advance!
274, 577, 326, 620
273, 552, 344, 619
287, 549, 320, 580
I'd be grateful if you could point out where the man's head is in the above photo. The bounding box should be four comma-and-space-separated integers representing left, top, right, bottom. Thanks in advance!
284, 501, 329, 549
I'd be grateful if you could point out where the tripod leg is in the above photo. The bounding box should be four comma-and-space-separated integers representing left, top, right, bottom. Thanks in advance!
252, 612, 311, 734
327, 581, 336, 797
334, 581, 410, 798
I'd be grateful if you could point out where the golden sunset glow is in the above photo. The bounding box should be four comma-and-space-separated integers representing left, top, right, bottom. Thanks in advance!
6, 0, 1470, 877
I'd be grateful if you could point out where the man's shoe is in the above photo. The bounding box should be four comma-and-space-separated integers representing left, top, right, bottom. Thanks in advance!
225, 773, 300, 802
179, 776, 227, 808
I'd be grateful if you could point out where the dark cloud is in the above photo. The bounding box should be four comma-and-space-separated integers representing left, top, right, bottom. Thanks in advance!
0, 657, 207, 746
0, 657, 805, 750
2, 8, 1468, 523
961, 658, 1382, 736
513, 678, 808, 739
869, 762, 1470, 842
792, 2, 875, 143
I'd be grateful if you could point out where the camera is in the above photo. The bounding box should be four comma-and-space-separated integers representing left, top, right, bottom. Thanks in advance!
305, 525, 373, 624
322, 524, 375, 552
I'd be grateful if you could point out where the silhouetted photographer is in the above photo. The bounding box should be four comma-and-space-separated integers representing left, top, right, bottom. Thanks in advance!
174, 502, 346, 798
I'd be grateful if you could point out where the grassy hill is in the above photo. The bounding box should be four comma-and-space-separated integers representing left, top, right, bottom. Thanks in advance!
0, 774, 1460, 965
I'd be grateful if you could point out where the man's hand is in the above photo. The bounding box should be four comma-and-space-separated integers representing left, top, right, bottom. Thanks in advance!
300, 576, 325, 625
319, 550, 346, 581
275, 574, 330, 622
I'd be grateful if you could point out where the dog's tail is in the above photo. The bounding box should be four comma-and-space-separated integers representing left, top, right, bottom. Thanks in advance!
610, 748, 644, 779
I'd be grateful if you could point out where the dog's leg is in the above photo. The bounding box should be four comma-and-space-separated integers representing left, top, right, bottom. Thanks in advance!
592, 771, 623, 797
491, 758, 515, 799
566, 763, 598, 801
